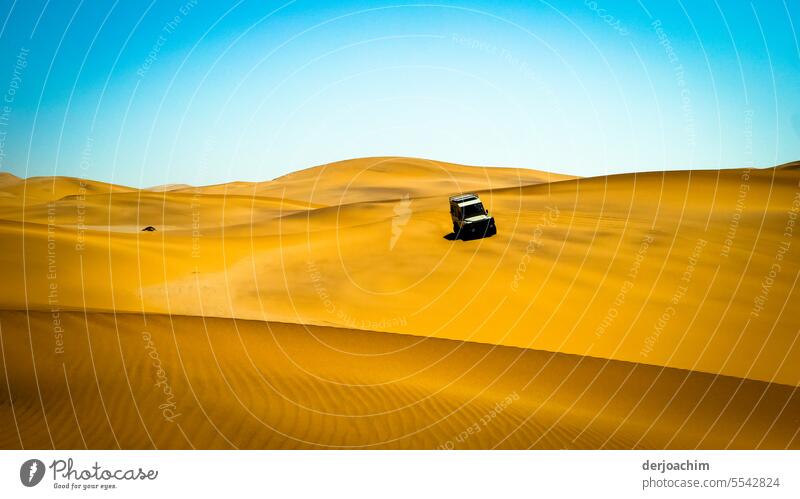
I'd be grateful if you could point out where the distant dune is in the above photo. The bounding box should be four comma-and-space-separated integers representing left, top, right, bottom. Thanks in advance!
0, 157, 798, 449
145, 183, 194, 192
0, 171, 21, 188
775, 160, 800, 171
173, 156, 575, 204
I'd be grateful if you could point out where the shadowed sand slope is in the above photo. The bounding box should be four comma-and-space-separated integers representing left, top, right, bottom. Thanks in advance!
1, 157, 799, 449
1, 311, 798, 449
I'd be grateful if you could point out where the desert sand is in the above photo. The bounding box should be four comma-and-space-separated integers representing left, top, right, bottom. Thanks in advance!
0, 157, 798, 449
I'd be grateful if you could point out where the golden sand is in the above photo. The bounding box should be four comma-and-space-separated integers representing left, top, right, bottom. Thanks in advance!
0, 157, 798, 448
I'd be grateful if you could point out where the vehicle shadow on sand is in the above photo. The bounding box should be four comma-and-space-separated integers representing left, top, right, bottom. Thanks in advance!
443, 231, 496, 242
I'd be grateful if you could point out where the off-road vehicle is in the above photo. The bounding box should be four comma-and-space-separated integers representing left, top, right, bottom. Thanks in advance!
449, 193, 496, 239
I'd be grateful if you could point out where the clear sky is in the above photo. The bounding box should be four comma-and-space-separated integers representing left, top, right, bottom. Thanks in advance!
0, 0, 797, 187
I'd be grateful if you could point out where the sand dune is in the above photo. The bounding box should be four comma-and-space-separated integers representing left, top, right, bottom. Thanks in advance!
775, 160, 800, 171
0, 172, 21, 189
174, 156, 575, 205
145, 183, 194, 193
1, 311, 797, 449
0, 174, 136, 204
0, 156, 798, 449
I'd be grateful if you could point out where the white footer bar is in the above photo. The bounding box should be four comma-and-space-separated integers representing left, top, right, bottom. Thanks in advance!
1, 450, 797, 498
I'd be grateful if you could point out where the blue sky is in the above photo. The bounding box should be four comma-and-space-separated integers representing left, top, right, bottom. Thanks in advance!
0, 0, 797, 187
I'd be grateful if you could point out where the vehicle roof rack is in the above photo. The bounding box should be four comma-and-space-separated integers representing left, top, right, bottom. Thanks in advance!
449, 193, 478, 203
